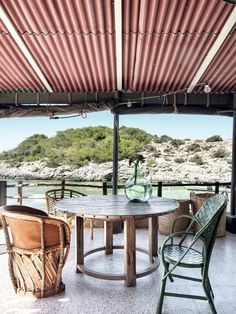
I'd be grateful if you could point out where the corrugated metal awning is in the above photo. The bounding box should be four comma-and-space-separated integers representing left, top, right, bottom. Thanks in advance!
0, 0, 235, 117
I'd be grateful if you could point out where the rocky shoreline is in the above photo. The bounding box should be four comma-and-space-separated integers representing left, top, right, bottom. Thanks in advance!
0, 139, 232, 183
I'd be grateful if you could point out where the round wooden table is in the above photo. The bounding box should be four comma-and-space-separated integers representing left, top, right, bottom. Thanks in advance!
57, 195, 179, 287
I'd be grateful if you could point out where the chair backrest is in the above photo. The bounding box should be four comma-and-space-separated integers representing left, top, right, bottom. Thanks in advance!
2, 205, 48, 217
0, 206, 70, 251
45, 189, 86, 216
195, 194, 226, 230
194, 194, 227, 257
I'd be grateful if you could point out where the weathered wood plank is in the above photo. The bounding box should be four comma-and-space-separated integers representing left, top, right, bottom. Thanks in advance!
124, 218, 136, 287
104, 221, 113, 254
57, 195, 179, 218
75, 216, 84, 273
148, 216, 158, 262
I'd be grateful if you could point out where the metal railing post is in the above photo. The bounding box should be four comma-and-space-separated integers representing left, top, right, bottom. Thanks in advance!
158, 181, 162, 197
0, 181, 7, 206
17, 180, 23, 205
102, 181, 108, 195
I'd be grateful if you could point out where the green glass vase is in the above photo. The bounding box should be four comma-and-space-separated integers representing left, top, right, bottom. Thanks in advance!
125, 165, 152, 202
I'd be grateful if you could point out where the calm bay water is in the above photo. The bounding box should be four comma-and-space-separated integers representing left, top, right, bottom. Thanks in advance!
1, 178, 218, 210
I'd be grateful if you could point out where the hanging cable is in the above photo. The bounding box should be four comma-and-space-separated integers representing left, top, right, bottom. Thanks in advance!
118, 81, 210, 106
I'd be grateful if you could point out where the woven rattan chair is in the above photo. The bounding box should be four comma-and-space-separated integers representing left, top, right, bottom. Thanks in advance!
45, 188, 94, 239
0, 205, 70, 298
156, 194, 227, 314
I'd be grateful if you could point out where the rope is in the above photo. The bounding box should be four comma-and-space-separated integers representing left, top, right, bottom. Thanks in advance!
173, 94, 178, 113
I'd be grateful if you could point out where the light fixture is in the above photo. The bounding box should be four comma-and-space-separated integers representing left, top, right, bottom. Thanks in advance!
49, 112, 87, 120
204, 82, 211, 93
222, 1, 236, 4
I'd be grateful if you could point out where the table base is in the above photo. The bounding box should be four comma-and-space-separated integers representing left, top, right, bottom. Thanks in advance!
77, 245, 160, 281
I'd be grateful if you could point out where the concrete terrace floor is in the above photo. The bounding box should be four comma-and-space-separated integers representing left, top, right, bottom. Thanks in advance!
0, 228, 236, 314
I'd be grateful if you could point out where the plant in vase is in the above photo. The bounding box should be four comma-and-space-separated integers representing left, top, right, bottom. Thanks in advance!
125, 154, 152, 202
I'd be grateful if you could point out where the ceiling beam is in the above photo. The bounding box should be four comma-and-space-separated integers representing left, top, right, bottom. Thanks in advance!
0, 92, 233, 117
187, 6, 236, 93
0, 4, 53, 93
114, 0, 123, 91
0, 91, 232, 106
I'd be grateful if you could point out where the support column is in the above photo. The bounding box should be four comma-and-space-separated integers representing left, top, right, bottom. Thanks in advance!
112, 110, 122, 233
112, 112, 119, 196
227, 93, 236, 233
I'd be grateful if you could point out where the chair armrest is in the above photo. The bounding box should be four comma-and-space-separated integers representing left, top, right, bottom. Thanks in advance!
170, 215, 202, 246
170, 214, 201, 234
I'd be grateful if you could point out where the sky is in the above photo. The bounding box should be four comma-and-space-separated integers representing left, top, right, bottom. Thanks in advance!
0, 111, 233, 152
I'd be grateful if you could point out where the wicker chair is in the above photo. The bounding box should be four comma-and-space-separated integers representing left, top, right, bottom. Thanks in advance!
45, 189, 94, 239
0, 205, 70, 298
156, 194, 227, 314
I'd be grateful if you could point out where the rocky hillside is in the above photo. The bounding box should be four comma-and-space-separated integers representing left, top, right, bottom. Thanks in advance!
0, 138, 232, 183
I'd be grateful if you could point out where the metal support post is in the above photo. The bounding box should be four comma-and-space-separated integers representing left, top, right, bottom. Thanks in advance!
227, 93, 236, 233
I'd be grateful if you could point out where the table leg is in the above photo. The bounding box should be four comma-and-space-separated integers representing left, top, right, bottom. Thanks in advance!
124, 217, 136, 287
104, 221, 113, 254
148, 216, 158, 263
75, 216, 84, 273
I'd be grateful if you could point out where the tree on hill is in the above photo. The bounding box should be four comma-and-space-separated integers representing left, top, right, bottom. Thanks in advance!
0, 126, 154, 167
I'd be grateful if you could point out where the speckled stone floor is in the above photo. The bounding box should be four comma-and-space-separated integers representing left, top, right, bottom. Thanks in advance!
0, 228, 236, 314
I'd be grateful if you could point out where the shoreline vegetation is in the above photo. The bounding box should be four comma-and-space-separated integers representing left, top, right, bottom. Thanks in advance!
0, 127, 232, 183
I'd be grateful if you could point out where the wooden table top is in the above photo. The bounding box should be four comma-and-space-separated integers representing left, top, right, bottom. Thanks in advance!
57, 195, 179, 219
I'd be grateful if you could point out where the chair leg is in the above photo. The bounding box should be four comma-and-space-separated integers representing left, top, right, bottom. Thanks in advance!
202, 276, 217, 314
206, 275, 214, 300
156, 264, 169, 314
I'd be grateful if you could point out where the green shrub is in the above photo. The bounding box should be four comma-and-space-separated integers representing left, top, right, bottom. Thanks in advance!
188, 143, 201, 152
152, 149, 161, 157
189, 154, 204, 165
206, 135, 223, 142
146, 158, 156, 167
201, 145, 211, 151
170, 139, 185, 147
146, 145, 155, 152
153, 135, 172, 143
163, 147, 173, 154
213, 148, 229, 158
174, 157, 185, 163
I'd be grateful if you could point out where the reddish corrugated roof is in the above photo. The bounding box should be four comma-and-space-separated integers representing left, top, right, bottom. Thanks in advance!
0, 0, 235, 94
0, 0, 116, 92
0, 20, 45, 92
123, 0, 235, 92
196, 24, 236, 92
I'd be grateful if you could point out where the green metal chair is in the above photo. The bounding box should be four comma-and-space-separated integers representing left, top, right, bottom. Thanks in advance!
156, 194, 227, 314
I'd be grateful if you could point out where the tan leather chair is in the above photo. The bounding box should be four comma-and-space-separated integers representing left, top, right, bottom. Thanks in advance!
0, 205, 70, 298
0, 216, 7, 255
